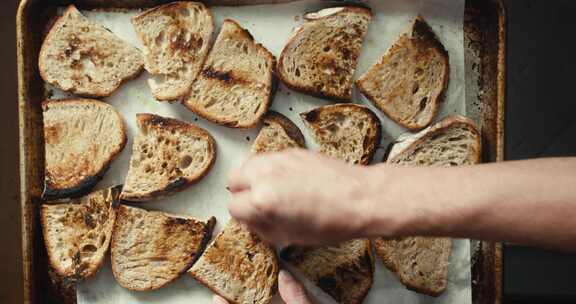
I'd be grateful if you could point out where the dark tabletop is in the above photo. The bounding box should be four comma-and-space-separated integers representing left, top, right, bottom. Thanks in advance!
504, 0, 576, 303
1, 0, 576, 303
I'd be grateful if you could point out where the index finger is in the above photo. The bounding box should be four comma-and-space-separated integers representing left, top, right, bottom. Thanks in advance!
227, 166, 251, 193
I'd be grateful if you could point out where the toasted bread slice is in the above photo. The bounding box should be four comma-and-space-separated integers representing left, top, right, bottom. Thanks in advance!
357, 17, 449, 130
120, 113, 216, 202
251, 111, 306, 154
300, 104, 381, 165
39, 5, 143, 97
132, 2, 214, 101
277, 7, 371, 101
281, 240, 374, 304
373, 237, 451, 297
183, 19, 276, 128
373, 115, 481, 296
42, 99, 127, 200
111, 205, 215, 291
41, 186, 121, 279
188, 220, 279, 304
386, 115, 481, 166
290, 105, 378, 303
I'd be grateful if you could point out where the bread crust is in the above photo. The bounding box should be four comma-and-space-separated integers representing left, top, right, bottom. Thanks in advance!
39, 5, 144, 98
120, 113, 217, 201
41, 99, 127, 200
182, 19, 277, 129
356, 16, 449, 130
277, 6, 371, 102
300, 103, 381, 165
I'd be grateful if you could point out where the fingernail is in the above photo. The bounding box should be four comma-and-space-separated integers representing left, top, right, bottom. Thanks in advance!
279, 270, 295, 284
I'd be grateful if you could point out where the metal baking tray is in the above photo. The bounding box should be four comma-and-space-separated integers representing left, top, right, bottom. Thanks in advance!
17, 0, 506, 303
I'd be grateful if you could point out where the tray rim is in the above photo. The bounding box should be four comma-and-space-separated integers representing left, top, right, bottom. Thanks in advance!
16, 0, 506, 303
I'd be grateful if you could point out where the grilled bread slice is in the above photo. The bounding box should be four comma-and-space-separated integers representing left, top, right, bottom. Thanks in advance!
281, 240, 374, 304
281, 110, 376, 303
188, 113, 302, 303
277, 7, 371, 101
120, 114, 216, 202
373, 115, 481, 296
251, 111, 306, 154
39, 5, 143, 97
111, 205, 215, 291
188, 220, 279, 304
41, 186, 120, 280
183, 19, 276, 128
132, 2, 214, 101
300, 104, 381, 165
357, 16, 449, 131
42, 99, 127, 200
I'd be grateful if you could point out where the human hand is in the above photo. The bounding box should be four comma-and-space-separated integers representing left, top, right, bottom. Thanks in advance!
212, 270, 310, 304
227, 149, 380, 245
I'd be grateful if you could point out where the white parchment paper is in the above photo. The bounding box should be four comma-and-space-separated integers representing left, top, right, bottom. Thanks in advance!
50, 1, 469, 303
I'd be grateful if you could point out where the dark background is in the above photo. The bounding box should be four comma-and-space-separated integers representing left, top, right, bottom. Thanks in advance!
503, 0, 576, 303
1, 0, 576, 303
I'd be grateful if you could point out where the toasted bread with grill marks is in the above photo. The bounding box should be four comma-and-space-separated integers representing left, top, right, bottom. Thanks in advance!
41, 186, 121, 280
357, 16, 449, 130
183, 19, 276, 128
251, 111, 306, 154
120, 113, 216, 202
111, 205, 215, 291
132, 1, 214, 101
300, 104, 381, 165
42, 99, 127, 200
373, 115, 481, 297
188, 220, 279, 304
39, 5, 143, 97
281, 240, 374, 304
277, 7, 371, 101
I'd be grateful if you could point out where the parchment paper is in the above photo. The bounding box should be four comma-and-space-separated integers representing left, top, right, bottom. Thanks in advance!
50, 1, 470, 303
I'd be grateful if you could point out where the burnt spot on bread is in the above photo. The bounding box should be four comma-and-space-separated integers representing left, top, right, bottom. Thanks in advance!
141, 114, 191, 133
245, 251, 255, 262
44, 124, 62, 145
83, 214, 96, 229
164, 177, 188, 193
317, 276, 342, 302
340, 47, 353, 61
302, 110, 319, 123
172, 30, 204, 52
411, 17, 448, 57
201, 67, 244, 85
165, 216, 189, 226
279, 245, 300, 262
43, 170, 105, 201
360, 251, 374, 272
362, 136, 372, 155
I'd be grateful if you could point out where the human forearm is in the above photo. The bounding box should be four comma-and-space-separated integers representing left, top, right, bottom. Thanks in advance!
364, 158, 576, 250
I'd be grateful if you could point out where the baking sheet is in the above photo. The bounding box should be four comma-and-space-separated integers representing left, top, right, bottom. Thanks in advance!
48, 0, 469, 303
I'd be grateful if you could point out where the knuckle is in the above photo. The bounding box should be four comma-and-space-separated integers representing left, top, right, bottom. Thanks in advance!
251, 187, 278, 217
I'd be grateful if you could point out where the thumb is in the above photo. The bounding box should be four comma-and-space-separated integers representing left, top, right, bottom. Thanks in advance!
278, 270, 311, 304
